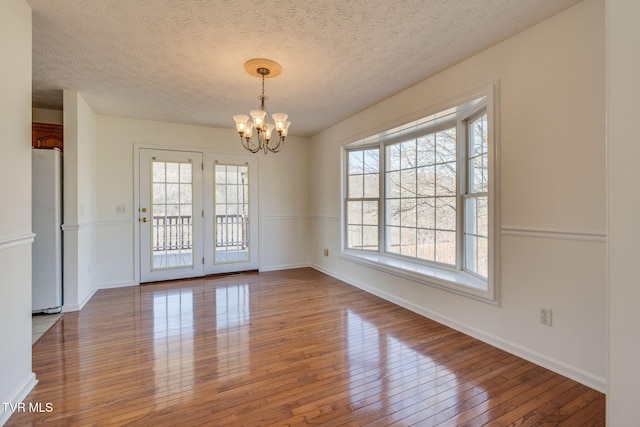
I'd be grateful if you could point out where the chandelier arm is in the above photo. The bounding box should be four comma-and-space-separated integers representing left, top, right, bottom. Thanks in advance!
241, 136, 261, 153
267, 136, 285, 153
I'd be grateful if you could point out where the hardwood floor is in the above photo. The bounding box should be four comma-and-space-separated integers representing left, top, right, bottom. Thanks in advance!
8, 268, 605, 426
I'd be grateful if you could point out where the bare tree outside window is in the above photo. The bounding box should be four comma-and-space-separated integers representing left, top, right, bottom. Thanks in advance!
386, 127, 457, 265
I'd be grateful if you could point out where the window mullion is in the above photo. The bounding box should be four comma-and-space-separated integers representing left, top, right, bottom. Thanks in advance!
457, 118, 465, 272
379, 141, 385, 255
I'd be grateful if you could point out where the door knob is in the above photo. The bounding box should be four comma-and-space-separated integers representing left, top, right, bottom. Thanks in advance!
141, 217, 148, 222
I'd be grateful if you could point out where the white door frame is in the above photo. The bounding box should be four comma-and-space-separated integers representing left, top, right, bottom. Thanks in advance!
133, 145, 260, 284
203, 152, 259, 275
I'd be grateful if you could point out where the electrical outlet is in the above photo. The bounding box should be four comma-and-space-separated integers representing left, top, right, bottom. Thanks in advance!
116, 204, 126, 214
539, 306, 553, 326
323, 248, 329, 257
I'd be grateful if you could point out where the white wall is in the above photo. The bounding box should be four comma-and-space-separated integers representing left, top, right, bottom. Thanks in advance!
0, 0, 36, 425
606, 0, 640, 424
310, 0, 606, 391
63, 91, 98, 311
94, 116, 310, 288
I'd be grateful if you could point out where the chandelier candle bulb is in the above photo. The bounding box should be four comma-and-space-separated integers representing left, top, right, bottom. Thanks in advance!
272, 113, 288, 132
265, 123, 275, 140
233, 115, 249, 135
282, 121, 291, 137
250, 109, 267, 129
244, 122, 254, 139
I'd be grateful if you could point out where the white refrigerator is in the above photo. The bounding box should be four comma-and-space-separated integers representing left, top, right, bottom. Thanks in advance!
32, 148, 63, 313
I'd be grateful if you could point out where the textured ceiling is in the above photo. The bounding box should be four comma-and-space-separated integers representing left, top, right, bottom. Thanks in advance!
27, 0, 583, 136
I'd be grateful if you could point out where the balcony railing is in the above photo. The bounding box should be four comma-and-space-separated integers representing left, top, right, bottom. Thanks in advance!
216, 214, 248, 249
152, 214, 247, 252
153, 215, 192, 251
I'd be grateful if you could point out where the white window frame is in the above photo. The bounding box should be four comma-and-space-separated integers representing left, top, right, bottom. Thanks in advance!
340, 83, 500, 304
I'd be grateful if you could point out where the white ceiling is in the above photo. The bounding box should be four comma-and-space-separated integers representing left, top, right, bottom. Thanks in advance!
27, 0, 582, 137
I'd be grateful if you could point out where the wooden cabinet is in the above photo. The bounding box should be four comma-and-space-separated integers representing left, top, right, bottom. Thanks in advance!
32, 123, 63, 151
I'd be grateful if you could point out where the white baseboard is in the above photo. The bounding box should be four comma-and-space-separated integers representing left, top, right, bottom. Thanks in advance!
0, 373, 37, 427
62, 287, 98, 313
310, 263, 607, 394
97, 280, 137, 290
259, 262, 311, 272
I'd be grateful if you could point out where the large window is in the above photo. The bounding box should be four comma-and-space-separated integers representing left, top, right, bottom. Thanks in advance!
342, 87, 499, 302
386, 126, 458, 265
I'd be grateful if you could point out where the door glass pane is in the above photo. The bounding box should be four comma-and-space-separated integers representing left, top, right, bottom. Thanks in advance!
151, 161, 193, 269
215, 163, 250, 264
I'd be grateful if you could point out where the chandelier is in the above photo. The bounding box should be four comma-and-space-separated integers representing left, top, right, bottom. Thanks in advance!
233, 58, 290, 154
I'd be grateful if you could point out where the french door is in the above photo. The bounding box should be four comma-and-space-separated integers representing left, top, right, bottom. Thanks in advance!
139, 149, 258, 283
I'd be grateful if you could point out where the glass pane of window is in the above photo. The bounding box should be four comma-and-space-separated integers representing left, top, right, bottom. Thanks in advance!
362, 226, 378, 251
417, 229, 435, 261
464, 196, 488, 278
347, 201, 362, 225
400, 198, 417, 228
179, 164, 191, 183
348, 225, 363, 249
153, 162, 165, 182
416, 166, 435, 197
215, 163, 250, 264
417, 134, 435, 167
166, 163, 180, 183
151, 161, 193, 269
470, 113, 488, 156
416, 199, 435, 229
363, 173, 379, 198
468, 112, 488, 194
347, 148, 380, 253
348, 175, 363, 198
180, 204, 192, 217
469, 153, 488, 194
401, 227, 416, 257
435, 230, 456, 265
364, 149, 379, 174
465, 235, 488, 278
435, 197, 456, 231
477, 196, 488, 237
216, 168, 226, 184
349, 151, 364, 174
400, 139, 416, 170
153, 183, 166, 204
180, 183, 192, 203
400, 169, 416, 198
435, 128, 456, 163
362, 201, 378, 226
435, 163, 456, 196
227, 165, 238, 184
476, 236, 488, 278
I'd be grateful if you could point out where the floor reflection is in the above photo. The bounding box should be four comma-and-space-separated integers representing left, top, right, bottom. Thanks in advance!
152, 288, 194, 403
17, 269, 596, 426
215, 284, 251, 380
347, 309, 473, 423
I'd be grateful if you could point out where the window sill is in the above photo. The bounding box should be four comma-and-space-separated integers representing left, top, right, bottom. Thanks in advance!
340, 251, 496, 304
